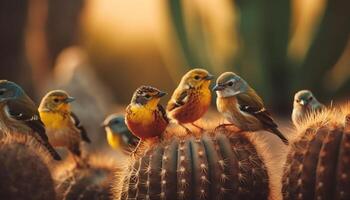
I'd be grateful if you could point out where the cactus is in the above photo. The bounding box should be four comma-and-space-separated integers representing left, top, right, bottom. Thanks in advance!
114, 127, 277, 200
55, 153, 119, 200
282, 103, 350, 199
0, 135, 56, 200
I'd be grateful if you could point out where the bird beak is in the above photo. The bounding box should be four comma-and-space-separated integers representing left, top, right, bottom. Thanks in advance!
156, 91, 167, 98
100, 121, 108, 128
213, 84, 225, 91
204, 74, 214, 80
64, 96, 75, 103
299, 100, 307, 106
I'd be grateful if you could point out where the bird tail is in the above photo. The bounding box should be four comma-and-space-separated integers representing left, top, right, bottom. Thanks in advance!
270, 128, 289, 145
33, 136, 62, 160
78, 126, 91, 143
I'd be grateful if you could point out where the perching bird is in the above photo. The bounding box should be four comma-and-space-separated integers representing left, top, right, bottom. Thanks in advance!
38, 90, 90, 161
125, 86, 169, 140
167, 68, 213, 132
213, 72, 289, 145
292, 90, 324, 127
0, 80, 61, 160
102, 114, 139, 151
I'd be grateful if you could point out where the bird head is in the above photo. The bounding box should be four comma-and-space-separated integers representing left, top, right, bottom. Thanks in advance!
180, 68, 214, 89
102, 114, 140, 149
213, 72, 249, 98
131, 86, 166, 109
39, 90, 75, 112
102, 114, 129, 134
0, 80, 26, 102
293, 90, 318, 109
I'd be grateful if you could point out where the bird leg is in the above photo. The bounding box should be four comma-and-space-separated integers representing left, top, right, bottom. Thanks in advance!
191, 123, 204, 131
179, 124, 192, 135
214, 123, 237, 132
72, 155, 89, 169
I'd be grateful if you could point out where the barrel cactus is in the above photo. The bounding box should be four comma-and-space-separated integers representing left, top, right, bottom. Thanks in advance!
114, 127, 278, 200
55, 153, 119, 200
0, 135, 56, 200
282, 103, 350, 199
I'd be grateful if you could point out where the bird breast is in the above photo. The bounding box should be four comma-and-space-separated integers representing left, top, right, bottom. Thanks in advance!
217, 96, 261, 131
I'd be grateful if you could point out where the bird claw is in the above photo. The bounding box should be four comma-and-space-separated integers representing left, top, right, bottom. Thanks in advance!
179, 124, 192, 135
214, 124, 234, 132
191, 123, 204, 132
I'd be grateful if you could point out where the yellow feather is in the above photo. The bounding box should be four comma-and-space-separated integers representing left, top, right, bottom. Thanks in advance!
39, 112, 68, 129
107, 129, 121, 149
129, 99, 159, 125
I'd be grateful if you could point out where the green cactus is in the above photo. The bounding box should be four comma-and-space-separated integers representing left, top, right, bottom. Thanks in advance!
55, 154, 118, 200
282, 104, 350, 199
0, 135, 56, 200
114, 128, 274, 200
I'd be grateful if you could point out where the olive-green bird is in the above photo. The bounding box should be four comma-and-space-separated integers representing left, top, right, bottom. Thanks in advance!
213, 72, 289, 145
102, 114, 139, 152
292, 90, 324, 127
0, 80, 61, 160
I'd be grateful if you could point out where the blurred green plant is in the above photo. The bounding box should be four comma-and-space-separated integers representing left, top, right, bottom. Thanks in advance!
167, 0, 350, 114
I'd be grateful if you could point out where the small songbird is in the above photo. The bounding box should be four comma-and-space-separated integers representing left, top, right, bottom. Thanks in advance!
125, 86, 168, 140
292, 90, 324, 127
213, 72, 289, 145
167, 68, 213, 132
38, 90, 91, 161
102, 114, 139, 151
0, 80, 61, 160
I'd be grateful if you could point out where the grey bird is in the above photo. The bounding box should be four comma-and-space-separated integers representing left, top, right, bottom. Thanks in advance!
0, 80, 61, 160
213, 72, 289, 145
292, 90, 324, 127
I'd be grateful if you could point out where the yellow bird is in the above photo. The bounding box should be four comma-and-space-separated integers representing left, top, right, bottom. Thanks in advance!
167, 68, 213, 133
102, 114, 139, 152
38, 90, 91, 163
125, 86, 168, 140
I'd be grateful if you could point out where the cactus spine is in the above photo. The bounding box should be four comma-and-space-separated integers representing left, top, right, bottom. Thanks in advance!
0, 135, 56, 200
282, 104, 350, 199
55, 154, 118, 200
114, 128, 273, 200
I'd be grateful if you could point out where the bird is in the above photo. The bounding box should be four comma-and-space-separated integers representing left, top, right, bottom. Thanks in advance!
167, 68, 213, 133
125, 86, 169, 140
102, 114, 139, 151
38, 90, 90, 163
0, 80, 61, 160
292, 90, 324, 127
213, 72, 289, 145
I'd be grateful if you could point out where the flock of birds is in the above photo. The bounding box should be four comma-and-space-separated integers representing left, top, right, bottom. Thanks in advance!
0, 68, 324, 164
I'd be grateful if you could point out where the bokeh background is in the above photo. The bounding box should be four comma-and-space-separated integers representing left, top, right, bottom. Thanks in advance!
1, 0, 350, 146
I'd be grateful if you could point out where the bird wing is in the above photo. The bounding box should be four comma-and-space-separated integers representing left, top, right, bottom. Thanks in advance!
7, 99, 49, 141
236, 93, 278, 129
158, 104, 170, 123
70, 112, 91, 143
167, 89, 189, 112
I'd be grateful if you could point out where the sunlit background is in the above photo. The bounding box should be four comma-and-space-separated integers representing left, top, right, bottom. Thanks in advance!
1, 0, 350, 145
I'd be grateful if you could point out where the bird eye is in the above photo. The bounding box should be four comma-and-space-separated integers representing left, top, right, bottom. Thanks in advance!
227, 81, 234, 87
53, 98, 59, 103
194, 75, 200, 80
296, 99, 300, 103
309, 96, 313, 101
144, 94, 151, 99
